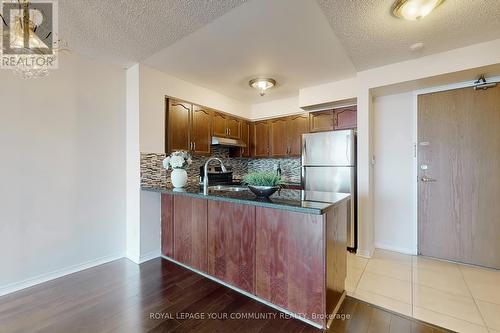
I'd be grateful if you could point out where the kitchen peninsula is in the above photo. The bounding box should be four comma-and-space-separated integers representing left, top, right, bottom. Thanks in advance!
142, 183, 350, 329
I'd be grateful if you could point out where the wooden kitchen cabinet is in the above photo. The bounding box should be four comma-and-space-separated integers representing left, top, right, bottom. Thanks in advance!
251, 121, 270, 157
309, 110, 334, 132
191, 105, 212, 155
166, 98, 212, 155
212, 112, 227, 137
212, 111, 241, 139
208, 201, 256, 293
161, 194, 174, 258
334, 106, 357, 130
166, 99, 191, 152
255, 207, 325, 324
269, 117, 288, 157
230, 121, 251, 157
240, 121, 250, 157
172, 196, 208, 272
287, 114, 309, 156
226, 117, 241, 139
268, 115, 308, 157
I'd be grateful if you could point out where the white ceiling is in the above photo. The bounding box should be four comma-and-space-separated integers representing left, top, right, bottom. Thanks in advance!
58, 0, 248, 67
316, 0, 500, 71
143, 0, 357, 103
58, 0, 500, 103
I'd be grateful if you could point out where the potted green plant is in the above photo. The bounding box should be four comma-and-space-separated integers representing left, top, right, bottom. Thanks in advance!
242, 172, 285, 198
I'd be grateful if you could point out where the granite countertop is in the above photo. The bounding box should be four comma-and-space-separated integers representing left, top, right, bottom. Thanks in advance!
141, 182, 350, 215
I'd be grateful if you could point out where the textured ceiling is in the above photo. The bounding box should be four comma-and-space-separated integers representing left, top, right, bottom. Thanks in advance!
316, 0, 500, 71
58, 0, 500, 102
59, 0, 248, 67
143, 0, 356, 103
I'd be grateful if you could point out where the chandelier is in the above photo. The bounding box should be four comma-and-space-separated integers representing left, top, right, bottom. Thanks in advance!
1, 0, 64, 79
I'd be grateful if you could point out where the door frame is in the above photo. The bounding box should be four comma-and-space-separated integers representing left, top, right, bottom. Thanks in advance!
412, 75, 500, 255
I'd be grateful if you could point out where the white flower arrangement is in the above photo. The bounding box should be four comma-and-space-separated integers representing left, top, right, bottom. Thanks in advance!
163, 151, 192, 170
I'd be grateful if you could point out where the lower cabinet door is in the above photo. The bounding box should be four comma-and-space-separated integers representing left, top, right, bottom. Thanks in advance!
172, 196, 208, 272
161, 194, 174, 258
255, 207, 326, 326
207, 201, 256, 293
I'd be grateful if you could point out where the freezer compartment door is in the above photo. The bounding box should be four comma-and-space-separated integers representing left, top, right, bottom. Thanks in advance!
302, 130, 356, 167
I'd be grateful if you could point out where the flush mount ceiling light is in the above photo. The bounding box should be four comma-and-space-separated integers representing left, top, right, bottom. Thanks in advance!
392, 0, 445, 20
249, 78, 276, 96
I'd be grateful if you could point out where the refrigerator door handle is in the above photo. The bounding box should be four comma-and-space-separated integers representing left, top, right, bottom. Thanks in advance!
302, 138, 306, 165
346, 134, 351, 164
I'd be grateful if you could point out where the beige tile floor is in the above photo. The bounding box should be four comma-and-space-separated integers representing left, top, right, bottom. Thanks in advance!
347, 249, 500, 333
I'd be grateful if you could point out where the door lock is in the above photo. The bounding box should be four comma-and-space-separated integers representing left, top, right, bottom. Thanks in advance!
420, 176, 437, 182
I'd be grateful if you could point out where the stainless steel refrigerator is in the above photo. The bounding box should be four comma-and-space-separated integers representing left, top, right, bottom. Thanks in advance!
301, 130, 357, 251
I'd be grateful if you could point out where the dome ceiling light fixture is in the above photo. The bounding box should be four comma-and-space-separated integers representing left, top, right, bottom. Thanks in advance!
249, 78, 276, 96
392, 0, 445, 21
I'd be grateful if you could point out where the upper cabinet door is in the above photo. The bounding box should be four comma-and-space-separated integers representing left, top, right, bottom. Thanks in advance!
252, 121, 270, 157
287, 114, 309, 156
167, 99, 191, 152
226, 117, 241, 139
240, 121, 250, 157
269, 118, 288, 157
212, 112, 227, 137
309, 110, 334, 132
191, 105, 212, 155
334, 106, 357, 130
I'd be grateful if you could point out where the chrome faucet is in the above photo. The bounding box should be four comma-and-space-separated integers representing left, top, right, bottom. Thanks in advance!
203, 158, 227, 195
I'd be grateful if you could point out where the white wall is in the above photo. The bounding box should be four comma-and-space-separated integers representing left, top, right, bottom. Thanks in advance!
126, 64, 141, 263
251, 96, 305, 119
139, 65, 251, 153
127, 64, 252, 263
373, 93, 416, 254
0, 53, 126, 294
300, 38, 500, 257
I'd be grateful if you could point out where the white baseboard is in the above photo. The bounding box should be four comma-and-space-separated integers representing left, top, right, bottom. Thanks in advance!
374, 242, 416, 255
356, 248, 374, 258
0, 252, 125, 297
138, 250, 161, 264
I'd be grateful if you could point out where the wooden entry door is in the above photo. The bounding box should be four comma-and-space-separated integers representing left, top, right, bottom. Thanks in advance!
418, 85, 500, 269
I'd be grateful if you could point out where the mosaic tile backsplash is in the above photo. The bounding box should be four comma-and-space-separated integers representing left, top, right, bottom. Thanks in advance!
141, 146, 301, 187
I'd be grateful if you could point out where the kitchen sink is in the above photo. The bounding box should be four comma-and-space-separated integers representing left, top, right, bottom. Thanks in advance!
207, 185, 248, 192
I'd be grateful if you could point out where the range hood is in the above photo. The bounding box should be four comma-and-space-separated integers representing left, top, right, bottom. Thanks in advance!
211, 136, 247, 148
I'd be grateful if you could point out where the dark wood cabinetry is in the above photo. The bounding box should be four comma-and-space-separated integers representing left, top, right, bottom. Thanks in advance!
160, 193, 349, 329
309, 106, 357, 133
191, 106, 212, 155
161, 194, 174, 258
172, 196, 208, 272
235, 121, 251, 157
256, 207, 325, 324
334, 106, 357, 130
212, 112, 227, 137
268, 114, 309, 157
287, 114, 309, 156
226, 117, 241, 139
251, 121, 270, 157
207, 201, 256, 293
166, 98, 212, 156
166, 99, 191, 151
309, 110, 334, 132
212, 112, 242, 139
269, 118, 288, 157
167, 97, 356, 158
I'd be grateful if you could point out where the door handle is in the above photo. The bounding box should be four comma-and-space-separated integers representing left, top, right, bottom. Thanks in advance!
420, 176, 437, 182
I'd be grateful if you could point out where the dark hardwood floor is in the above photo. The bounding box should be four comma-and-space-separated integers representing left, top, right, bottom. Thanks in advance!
0, 258, 452, 333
